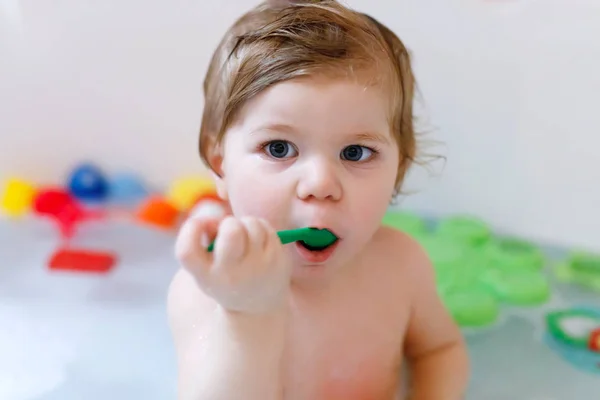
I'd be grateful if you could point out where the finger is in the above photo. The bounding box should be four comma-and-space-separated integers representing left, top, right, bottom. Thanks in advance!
241, 217, 268, 253
213, 216, 247, 266
175, 216, 221, 276
255, 218, 278, 253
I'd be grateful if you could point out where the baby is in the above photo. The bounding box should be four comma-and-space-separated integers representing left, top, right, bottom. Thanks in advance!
168, 1, 469, 399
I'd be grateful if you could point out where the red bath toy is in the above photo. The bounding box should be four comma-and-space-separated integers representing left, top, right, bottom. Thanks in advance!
33, 188, 105, 240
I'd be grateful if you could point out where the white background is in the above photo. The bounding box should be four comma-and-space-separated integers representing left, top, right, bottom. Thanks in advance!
1, 0, 599, 251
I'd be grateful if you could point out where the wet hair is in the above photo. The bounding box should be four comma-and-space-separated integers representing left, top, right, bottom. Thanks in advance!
199, 0, 417, 192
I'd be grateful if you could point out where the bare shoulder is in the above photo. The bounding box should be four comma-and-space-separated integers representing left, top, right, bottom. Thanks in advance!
369, 226, 435, 294
372, 225, 431, 268
167, 268, 215, 350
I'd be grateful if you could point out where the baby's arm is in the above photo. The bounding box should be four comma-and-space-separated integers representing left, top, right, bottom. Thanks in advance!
402, 245, 470, 400
168, 268, 286, 400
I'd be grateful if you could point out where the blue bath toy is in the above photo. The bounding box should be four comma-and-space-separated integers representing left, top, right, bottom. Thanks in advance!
108, 172, 149, 206
67, 163, 109, 203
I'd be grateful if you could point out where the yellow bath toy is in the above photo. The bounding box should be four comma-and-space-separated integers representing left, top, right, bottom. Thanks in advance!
1, 178, 37, 217
167, 176, 217, 211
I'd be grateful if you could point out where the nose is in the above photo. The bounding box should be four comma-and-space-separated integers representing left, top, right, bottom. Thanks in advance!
296, 158, 342, 202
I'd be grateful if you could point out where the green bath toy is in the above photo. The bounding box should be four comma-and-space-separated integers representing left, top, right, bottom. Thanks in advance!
546, 308, 600, 348
480, 268, 550, 305
555, 252, 600, 292
436, 215, 491, 247
442, 289, 500, 327
207, 227, 338, 252
484, 237, 545, 271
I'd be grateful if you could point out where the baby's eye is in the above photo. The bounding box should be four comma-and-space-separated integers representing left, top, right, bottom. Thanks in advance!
265, 140, 297, 159
341, 145, 374, 162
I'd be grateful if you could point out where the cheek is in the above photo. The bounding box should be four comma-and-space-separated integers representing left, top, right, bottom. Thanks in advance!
224, 165, 292, 228
352, 186, 390, 222
346, 173, 394, 231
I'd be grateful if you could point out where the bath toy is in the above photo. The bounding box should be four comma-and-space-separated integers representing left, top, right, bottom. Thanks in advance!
32, 187, 117, 273
419, 235, 468, 270
555, 252, 600, 292
67, 163, 109, 203
49, 248, 117, 273
480, 268, 550, 305
137, 196, 180, 229
207, 227, 338, 252
547, 308, 600, 349
167, 176, 216, 211
442, 289, 499, 327
483, 236, 545, 271
590, 329, 600, 352
33, 188, 104, 239
1, 178, 37, 217
381, 210, 427, 237
108, 172, 150, 206
435, 215, 491, 247
545, 307, 600, 373
418, 232, 550, 328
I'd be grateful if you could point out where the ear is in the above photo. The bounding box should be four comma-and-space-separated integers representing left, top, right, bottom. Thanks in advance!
206, 145, 228, 201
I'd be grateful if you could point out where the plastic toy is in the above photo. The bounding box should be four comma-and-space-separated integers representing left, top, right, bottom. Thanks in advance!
137, 196, 180, 229
442, 290, 499, 327
417, 232, 550, 328
1, 178, 37, 217
483, 236, 545, 271
207, 227, 338, 252
33, 188, 105, 239
545, 306, 600, 373
167, 176, 217, 211
555, 252, 600, 292
32, 187, 117, 273
479, 268, 550, 305
67, 162, 109, 203
49, 248, 116, 273
589, 328, 600, 352
108, 172, 150, 207
435, 215, 491, 247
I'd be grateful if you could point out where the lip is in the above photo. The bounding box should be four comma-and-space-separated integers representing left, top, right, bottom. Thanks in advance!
307, 225, 341, 241
294, 238, 340, 265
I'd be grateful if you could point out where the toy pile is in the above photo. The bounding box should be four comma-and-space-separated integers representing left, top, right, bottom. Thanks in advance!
382, 211, 551, 328
382, 211, 600, 330
0, 162, 223, 273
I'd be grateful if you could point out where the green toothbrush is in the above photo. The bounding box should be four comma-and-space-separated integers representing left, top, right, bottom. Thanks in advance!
207, 227, 338, 252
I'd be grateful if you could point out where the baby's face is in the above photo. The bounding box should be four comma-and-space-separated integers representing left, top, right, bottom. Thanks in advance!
215, 76, 399, 280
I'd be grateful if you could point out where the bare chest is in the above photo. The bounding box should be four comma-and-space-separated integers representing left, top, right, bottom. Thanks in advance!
281, 288, 409, 400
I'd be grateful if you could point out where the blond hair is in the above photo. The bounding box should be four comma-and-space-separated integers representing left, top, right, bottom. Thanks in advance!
199, 0, 417, 192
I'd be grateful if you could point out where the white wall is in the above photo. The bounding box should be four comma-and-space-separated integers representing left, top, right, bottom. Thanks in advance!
1, 0, 599, 251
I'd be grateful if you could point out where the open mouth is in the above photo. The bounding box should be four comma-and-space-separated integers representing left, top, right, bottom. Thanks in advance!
297, 228, 339, 252
294, 229, 340, 264
298, 239, 338, 252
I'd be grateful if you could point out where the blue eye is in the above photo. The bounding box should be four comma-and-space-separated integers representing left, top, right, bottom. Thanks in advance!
265, 140, 297, 159
341, 145, 373, 162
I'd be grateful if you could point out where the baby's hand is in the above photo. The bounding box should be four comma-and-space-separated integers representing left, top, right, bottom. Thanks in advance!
175, 216, 292, 314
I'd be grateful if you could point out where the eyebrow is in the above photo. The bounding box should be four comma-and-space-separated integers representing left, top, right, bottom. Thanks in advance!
249, 123, 297, 135
350, 132, 391, 145
250, 123, 390, 144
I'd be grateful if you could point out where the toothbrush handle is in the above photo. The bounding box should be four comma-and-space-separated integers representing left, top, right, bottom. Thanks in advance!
206, 228, 306, 252
277, 228, 307, 245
